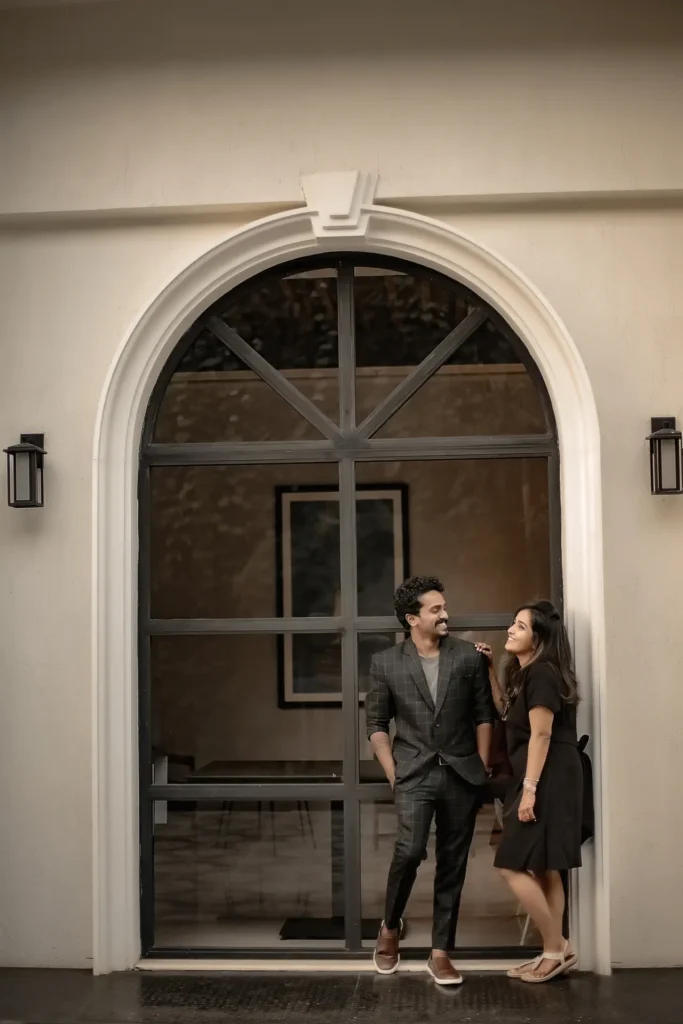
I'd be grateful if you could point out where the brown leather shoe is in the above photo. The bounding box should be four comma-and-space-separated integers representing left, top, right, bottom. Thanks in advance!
426, 954, 463, 986
373, 922, 399, 974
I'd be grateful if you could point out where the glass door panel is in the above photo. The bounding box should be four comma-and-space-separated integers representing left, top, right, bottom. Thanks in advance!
355, 459, 550, 615
141, 252, 560, 957
154, 801, 345, 949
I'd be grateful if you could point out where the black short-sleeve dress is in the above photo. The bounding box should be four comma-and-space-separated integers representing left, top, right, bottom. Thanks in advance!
494, 662, 583, 873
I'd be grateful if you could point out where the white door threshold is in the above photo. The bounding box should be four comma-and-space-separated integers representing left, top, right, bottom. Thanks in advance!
137, 958, 520, 973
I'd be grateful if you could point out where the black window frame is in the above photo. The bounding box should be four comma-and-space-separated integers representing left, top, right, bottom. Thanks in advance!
138, 252, 561, 959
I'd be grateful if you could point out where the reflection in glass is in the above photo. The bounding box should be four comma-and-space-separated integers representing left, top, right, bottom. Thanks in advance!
154, 268, 339, 443
375, 321, 547, 438
355, 460, 550, 615
149, 464, 339, 619
354, 267, 471, 368
154, 329, 330, 444
218, 269, 339, 372
354, 267, 473, 425
151, 634, 344, 772
351, 267, 546, 437
154, 802, 344, 949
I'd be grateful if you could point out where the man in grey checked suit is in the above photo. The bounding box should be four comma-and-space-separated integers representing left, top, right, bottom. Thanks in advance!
366, 576, 494, 985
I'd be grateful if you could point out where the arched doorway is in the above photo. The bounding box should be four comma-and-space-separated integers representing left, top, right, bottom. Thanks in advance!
139, 253, 561, 957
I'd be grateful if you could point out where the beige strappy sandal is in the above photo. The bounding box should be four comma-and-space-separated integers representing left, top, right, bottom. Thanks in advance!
520, 942, 577, 983
506, 955, 543, 979
508, 941, 576, 979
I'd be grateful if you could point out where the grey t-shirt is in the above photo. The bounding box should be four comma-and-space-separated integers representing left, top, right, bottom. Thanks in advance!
420, 654, 440, 705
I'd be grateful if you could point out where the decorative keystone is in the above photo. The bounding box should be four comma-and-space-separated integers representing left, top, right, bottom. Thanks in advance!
300, 171, 379, 238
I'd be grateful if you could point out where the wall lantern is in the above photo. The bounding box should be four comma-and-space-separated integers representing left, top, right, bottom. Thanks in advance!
3, 433, 46, 508
648, 417, 683, 495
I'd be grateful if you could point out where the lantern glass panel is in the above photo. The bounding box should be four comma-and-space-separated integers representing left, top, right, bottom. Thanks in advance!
14, 451, 33, 505
659, 437, 680, 492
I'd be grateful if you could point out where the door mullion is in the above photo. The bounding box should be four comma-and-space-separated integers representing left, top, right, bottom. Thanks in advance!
339, 457, 362, 950
337, 263, 356, 433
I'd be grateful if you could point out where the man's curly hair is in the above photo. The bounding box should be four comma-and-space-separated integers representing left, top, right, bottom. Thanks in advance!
394, 576, 445, 631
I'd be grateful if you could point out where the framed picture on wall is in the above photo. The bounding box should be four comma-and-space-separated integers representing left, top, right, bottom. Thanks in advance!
275, 484, 409, 708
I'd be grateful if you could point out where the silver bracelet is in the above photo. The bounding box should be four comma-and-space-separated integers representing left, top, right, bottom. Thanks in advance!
523, 778, 538, 792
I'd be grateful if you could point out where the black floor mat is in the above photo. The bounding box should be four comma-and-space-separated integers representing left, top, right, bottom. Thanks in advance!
279, 917, 383, 941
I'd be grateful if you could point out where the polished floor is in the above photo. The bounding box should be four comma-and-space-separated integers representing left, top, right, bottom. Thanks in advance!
154, 801, 539, 950
0, 967, 682, 1024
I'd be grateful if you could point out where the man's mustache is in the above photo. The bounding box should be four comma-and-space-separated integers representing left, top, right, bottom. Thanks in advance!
436, 619, 449, 626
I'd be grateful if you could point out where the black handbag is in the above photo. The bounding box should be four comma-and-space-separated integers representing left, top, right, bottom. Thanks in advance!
578, 734, 595, 844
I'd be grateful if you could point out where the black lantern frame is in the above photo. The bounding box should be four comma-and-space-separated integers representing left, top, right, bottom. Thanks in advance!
648, 417, 683, 495
3, 433, 46, 508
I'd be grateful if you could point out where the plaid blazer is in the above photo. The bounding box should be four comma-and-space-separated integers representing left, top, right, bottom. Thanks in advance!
365, 635, 495, 789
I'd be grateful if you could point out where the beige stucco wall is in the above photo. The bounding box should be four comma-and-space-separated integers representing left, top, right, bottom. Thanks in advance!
0, 0, 682, 969
1, 0, 683, 213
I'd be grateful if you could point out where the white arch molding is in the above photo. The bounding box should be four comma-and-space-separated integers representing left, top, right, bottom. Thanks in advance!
92, 172, 611, 975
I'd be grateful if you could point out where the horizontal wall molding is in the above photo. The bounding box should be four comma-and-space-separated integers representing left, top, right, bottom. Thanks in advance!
5, 189, 683, 230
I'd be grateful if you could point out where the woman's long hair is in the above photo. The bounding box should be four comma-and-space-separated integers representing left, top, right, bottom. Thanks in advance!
503, 600, 580, 705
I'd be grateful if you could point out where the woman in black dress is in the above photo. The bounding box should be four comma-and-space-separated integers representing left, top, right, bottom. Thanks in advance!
476, 600, 582, 983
